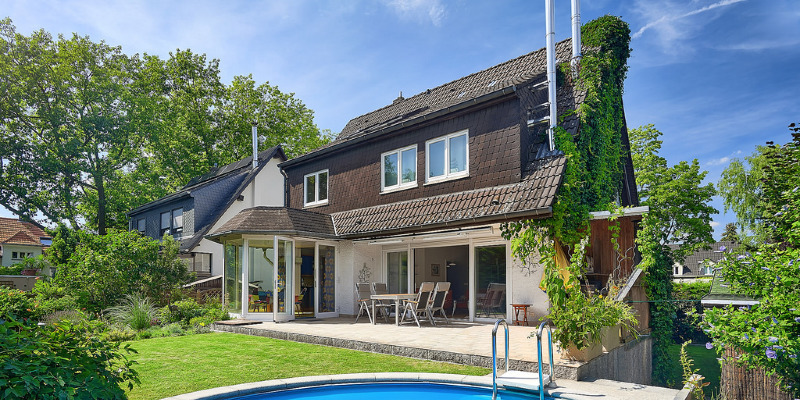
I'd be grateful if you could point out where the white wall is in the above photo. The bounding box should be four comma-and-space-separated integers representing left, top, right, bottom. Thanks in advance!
1, 244, 43, 267
509, 253, 548, 322
203, 156, 285, 276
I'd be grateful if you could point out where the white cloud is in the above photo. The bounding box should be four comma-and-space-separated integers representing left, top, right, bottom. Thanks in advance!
709, 221, 721, 228
632, 0, 746, 39
716, 38, 800, 51
706, 156, 731, 166
384, 0, 446, 27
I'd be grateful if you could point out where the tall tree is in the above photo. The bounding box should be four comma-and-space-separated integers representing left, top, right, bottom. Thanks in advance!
0, 19, 144, 234
717, 147, 770, 244
720, 222, 738, 243
630, 124, 718, 262
0, 20, 331, 232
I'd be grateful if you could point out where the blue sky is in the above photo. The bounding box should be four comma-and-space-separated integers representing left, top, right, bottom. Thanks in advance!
3, 0, 799, 239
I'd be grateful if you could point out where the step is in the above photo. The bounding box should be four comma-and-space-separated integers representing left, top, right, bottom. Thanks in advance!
496, 370, 551, 391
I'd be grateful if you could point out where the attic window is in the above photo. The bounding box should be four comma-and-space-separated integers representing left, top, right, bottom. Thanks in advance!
304, 170, 329, 207
487, 80, 497, 88
457, 91, 467, 98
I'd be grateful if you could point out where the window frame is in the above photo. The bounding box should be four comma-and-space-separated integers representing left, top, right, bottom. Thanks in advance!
159, 208, 184, 237
425, 129, 469, 184
137, 218, 146, 234
381, 144, 418, 193
171, 208, 183, 235
303, 169, 329, 207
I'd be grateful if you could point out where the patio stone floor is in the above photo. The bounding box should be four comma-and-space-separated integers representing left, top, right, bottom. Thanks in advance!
212, 316, 587, 379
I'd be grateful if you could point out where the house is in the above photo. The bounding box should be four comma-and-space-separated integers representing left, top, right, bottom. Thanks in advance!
202, 16, 647, 324
670, 241, 738, 282
127, 146, 286, 278
0, 217, 51, 267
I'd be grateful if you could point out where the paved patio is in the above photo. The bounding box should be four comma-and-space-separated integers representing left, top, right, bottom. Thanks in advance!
212, 316, 595, 380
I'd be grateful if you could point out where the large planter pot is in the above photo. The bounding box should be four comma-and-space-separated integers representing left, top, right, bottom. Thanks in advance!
561, 341, 603, 362
21, 268, 39, 276
601, 325, 621, 352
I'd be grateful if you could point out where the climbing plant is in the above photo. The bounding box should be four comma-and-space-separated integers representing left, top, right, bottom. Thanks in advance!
502, 16, 636, 350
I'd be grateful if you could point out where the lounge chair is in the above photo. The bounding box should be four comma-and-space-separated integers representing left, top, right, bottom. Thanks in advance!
400, 282, 435, 327
428, 281, 451, 326
354, 282, 373, 323
478, 283, 506, 317
371, 282, 393, 323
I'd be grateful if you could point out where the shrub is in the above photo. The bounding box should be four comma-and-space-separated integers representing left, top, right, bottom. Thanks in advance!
0, 287, 38, 320
160, 297, 230, 327
0, 317, 139, 399
40, 309, 88, 326
0, 265, 23, 275
105, 294, 158, 331
672, 280, 712, 343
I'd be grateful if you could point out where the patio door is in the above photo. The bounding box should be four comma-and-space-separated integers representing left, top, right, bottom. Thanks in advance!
474, 245, 507, 320
386, 251, 409, 293
315, 243, 337, 317
274, 237, 294, 322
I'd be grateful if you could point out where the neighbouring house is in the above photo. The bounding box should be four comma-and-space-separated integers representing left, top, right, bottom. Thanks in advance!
199, 16, 648, 326
670, 240, 738, 282
0, 217, 51, 267
126, 146, 286, 279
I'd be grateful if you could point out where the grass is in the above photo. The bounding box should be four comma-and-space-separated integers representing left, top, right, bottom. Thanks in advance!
126, 332, 489, 400
666, 343, 721, 396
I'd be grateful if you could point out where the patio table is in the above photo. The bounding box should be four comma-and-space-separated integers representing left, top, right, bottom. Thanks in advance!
370, 293, 417, 325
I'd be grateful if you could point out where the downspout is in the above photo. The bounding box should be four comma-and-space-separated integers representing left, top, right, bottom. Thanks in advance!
571, 0, 581, 73
545, 0, 556, 152
280, 169, 289, 208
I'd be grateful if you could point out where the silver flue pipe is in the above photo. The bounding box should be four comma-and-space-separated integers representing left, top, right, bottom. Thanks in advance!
545, 0, 556, 152
571, 0, 581, 70
251, 122, 259, 170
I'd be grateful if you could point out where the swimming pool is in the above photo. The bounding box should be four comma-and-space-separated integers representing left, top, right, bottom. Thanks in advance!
228, 382, 545, 400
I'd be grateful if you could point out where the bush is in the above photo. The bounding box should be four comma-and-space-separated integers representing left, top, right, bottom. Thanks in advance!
51, 230, 192, 313
672, 280, 712, 343
40, 309, 88, 326
0, 317, 139, 399
0, 287, 38, 320
106, 294, 158, 331
0, 265, 23, 275
160, 297, 230, 327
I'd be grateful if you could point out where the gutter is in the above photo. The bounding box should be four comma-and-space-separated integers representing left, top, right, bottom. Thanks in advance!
205, 229, 339, 243
280, 86, 520, 168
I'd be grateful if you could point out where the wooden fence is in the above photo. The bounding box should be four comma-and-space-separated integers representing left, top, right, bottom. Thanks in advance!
721, 347, 792, 400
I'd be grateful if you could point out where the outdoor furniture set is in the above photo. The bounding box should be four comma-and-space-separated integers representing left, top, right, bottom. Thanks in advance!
355, 281, 451, 327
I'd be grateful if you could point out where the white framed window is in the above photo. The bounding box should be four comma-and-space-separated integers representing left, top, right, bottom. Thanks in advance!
425, 130, 469, 183
137, 218, 146, 234
381, 145, 417, 192
304, 170, 329, 207
160, 208, 183, 237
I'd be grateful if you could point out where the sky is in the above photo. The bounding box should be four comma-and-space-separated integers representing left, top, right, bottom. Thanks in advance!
3, 0, 799, 239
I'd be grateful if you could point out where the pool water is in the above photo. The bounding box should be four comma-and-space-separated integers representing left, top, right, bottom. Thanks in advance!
231, 383, 547, 400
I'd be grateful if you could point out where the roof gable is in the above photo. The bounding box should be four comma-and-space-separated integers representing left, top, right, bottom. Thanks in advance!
0, 217, 49, 246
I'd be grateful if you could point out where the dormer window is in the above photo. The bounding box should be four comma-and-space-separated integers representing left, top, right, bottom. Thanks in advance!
426, 130, 469, 183
137, 218, 146, 234
381, 145, 417, 192
304, 170, 329, 207
160, 208, 183, 237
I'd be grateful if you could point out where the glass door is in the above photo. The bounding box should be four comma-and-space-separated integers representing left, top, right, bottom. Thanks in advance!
223, 240, 243, 315
247, 239, 275, 316
386, 251, 409, 294
274, 237, 294, 322
475, 245, 507, 319
315, 244, 337, 317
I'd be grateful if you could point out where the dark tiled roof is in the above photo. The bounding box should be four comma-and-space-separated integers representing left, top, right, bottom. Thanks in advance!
282, 39, 576, 167
128, 146, 286, 215
670, 241, 739, 275
331, 155, 565, 238
0, 217, 50, 246
208, 207, 336, 239
339, 40, 573, 141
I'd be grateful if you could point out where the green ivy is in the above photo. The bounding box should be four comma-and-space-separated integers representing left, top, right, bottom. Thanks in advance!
502, 16, 636, 349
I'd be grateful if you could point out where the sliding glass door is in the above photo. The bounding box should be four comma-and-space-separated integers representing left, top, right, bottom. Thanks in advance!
274, 237, 294, 322
386, 251, 409, 294
316, 244, 337, 316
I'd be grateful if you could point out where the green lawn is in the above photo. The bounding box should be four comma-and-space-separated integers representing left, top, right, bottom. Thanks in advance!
666, 343, 721, 396
126, 332, 489, 400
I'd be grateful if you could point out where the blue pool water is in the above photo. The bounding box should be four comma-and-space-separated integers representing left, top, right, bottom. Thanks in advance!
231, 383, 547, 400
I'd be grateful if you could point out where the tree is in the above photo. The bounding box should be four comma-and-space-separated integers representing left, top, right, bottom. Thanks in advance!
718, 147, 770, 244
630, 124, 718, 262
0, 19, 145, 234
1, 20, 331, 232
629, 124, 717, 386
721, 222, 738, 243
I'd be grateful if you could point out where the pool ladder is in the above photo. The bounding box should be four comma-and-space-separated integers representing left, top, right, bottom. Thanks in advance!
491, 319, 555, 400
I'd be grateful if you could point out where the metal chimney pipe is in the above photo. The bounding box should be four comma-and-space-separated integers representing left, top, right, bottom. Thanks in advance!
545, 0, 556, 152
251, 122, 259, 170
571, 0, 581, 70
